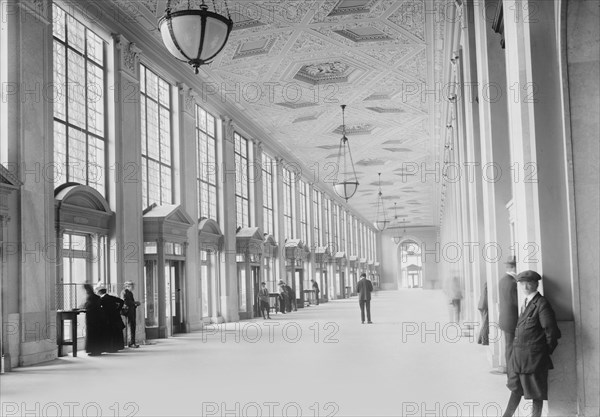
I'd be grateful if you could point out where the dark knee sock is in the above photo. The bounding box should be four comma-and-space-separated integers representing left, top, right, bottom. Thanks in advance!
503, 392, 522, 417
531, 399, 543, 417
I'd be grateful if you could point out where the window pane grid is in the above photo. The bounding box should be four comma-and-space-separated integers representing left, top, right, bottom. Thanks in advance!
53, 5, 106, 196
262, 153, 274, 236
313, 190, 321, 246
234, 133, 250, 229
141, 65, 173, 208
300, 181, 308, 246
196, 105, 218, 221
283, 168, 293, 238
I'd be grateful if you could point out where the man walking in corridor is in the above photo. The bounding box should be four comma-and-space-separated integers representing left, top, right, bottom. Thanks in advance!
357, 273, 373, 324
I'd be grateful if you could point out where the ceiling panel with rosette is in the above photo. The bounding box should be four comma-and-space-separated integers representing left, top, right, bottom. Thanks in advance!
112, 0, 449, 229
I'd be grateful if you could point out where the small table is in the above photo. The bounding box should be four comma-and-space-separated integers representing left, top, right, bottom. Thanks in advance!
57, 309, 84, 357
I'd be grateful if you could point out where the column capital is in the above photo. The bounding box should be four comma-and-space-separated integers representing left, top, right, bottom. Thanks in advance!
178, 83, 197, 116
19, 0, 51, 24
113, 34, 141, 78
220, 116, 234, 143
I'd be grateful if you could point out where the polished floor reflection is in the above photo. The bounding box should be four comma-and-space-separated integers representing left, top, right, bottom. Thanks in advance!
1, 290, 531, 416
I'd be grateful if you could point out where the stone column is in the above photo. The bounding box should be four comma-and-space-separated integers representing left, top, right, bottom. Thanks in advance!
307, 183, 316, 287
5, 0, 57, 367
275, 157, 286, 283
461, 0, 488, 344
110, 34, 144, 344
472, 0, 514, 369
177, 84, 201, 332
503, 1, 577, 414
562, 1, 600, 414
218, 116, 239, 322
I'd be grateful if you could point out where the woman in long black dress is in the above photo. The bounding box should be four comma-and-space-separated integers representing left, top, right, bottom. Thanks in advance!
83, 284, 106, 356
96, 285, 125, 352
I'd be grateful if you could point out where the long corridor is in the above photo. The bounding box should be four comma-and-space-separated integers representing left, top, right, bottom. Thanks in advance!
2, 290, 514, 416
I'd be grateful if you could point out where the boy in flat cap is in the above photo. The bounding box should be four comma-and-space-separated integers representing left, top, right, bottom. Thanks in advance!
502, 270, 561, 417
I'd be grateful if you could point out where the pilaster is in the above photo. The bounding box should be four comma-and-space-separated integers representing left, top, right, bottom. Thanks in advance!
218, 116, 239, 322
178, 83, 201, 331
503, 1, 576, 414
472, 0, 513, 370
13, 0, 56, 366
110, 33, 144, 344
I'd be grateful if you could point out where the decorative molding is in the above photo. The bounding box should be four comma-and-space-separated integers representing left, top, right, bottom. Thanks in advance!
18, 0, 50, 25
114, 34, 141, 77
327, 0, 376, 17
294, 61, 352, 85
367, 107, 405, 114
178, 83, 197, 115
333, 28, 393, 43
233, 38, 276, 60
221, 116, 234, 143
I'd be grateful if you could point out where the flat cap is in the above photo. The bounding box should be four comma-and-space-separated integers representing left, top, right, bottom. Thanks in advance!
516, 270, 541, 282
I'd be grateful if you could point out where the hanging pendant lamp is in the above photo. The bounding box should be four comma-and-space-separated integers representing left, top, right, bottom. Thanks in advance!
333, 105, 359, 201
159, 0, 233, 74
375, 173, 388, 231
392, 203, 403, 244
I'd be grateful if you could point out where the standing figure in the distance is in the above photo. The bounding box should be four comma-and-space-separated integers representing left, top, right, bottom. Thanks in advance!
356, 273, 373, 324
258, 282, 271, 319
121, 281, 141, 348
311, 279, 320, 305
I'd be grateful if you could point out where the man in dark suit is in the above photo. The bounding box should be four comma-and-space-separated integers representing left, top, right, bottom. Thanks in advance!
120, 281, 141, 348
356, 272, 373, 324
503, 270, 561, 417
498, 256, 518, 370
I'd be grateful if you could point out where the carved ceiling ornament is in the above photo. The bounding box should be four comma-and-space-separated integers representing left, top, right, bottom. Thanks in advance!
303, 61, 348, 77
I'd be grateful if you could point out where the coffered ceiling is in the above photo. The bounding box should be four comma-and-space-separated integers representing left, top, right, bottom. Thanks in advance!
112, 0, 450, 229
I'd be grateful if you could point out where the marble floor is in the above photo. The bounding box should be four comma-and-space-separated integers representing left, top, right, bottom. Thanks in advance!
1, 290, 527, 416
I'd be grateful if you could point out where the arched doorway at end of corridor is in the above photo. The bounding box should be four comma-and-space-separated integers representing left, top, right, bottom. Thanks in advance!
396, 239, 423, 289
